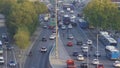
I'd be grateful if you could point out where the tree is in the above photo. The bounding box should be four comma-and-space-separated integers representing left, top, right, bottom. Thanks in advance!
14, 27, 30, 49
0, 0, 17, 14
83, 0, 120, 30
0, 0, 48, 49
33, 1, 48, 14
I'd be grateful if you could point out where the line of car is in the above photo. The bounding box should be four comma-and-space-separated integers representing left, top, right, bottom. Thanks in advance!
0, 33, 17, 67
56, 4, 105, 68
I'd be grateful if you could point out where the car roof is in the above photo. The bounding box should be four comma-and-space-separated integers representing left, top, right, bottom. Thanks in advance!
41, 46, 46, 48
0, 56, 4, 59
0, 41, 2, 45
78, 54, 83, 56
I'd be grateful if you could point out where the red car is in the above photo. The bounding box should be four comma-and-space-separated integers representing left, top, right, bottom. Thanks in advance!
48, 26, 55, 29
96, 64, 104, 68
67, 41, 73, 46
52, 29, 56, 33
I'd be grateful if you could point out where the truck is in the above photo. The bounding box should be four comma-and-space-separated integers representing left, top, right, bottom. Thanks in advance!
66, 59, 76, 68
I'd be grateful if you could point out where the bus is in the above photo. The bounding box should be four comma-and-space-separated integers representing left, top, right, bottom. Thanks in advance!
105, 46, 120, 60
99, 31, 117, 46
63, 15, 70, 25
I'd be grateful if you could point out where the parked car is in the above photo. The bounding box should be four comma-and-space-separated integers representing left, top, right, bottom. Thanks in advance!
92, 59, 100, 65
77, 54, 84, 61
113, 61, 120, 68
40, 47, 47, 53
67, 41, 73, 46
8, 60, 17, 67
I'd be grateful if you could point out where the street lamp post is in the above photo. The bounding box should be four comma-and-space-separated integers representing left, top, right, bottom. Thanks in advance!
96, 34, 99, 67
55, 0, 59, 59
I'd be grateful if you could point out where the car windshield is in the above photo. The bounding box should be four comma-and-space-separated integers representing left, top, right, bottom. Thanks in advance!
0, 58, 3, 61
42, 47, 45, 49
93, 59, 99, 61
10, 61, 14, 63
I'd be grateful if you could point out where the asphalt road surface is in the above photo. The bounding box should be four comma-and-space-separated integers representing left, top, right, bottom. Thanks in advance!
24, 22, 55, 68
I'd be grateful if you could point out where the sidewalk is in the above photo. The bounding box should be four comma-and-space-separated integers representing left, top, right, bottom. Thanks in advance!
49, 36, 71, 68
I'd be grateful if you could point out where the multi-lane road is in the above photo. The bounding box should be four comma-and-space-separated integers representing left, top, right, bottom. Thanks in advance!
0, 17, 18, 68
24, 21, 55, 68
57, 0, 115, 67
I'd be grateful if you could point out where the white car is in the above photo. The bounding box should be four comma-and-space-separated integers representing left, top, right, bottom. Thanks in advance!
49, 33, 56, 40
87, 39, 92, 45
60, 10, 64, 13
0, 48, 3, 54
61, 25, 66, 30
70, 10, 74, 14
92, 59, 99, 65
0, 56, 4, 64
113, 61, 120, 67
77, 54, 84, 61
9, 60, 17, 67
70, 15, 76, 19
68, 34, 74, 39
81, 46, 88, 52
40, 47, 47, 52
68, 24, 73, 29
1, 33, 7, 39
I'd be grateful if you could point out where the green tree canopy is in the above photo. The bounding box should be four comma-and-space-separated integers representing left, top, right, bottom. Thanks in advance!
14, 27, 30, 49
83, 0, 120, 30
0, 0, 48, 49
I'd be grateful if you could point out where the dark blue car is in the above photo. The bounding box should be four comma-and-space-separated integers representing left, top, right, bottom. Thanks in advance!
73, 52, 79, 56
